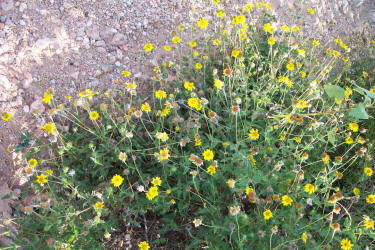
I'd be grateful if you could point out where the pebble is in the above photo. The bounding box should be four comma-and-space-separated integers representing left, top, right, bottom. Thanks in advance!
19, 3, 27, 12
0, 75, 11, 89
19, 20, 26, 26
111, 33, 126, 46
22, 79, 31, 89
115, 61, 121, 67
1, 0, 14, 12
23, 105, 29, 113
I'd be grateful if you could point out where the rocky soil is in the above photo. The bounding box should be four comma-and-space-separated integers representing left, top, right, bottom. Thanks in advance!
0, 0, 374, 247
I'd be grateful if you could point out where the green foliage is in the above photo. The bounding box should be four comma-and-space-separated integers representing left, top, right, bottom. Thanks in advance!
8, 3, 375, 250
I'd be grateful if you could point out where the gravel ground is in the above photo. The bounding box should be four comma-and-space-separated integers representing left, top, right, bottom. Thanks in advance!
0, 0, 374, 246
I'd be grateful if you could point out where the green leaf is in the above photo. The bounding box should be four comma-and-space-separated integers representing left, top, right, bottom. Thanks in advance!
348, 104, 369, 120
354, 84, 375, 99
324, 85, 345, 100
1, 193, 11, 200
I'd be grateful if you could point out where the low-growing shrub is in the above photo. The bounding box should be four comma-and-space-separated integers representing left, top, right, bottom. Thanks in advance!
5, 1, 375, 249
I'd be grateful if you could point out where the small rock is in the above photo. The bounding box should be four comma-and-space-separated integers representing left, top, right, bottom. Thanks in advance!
19, 2, 27, 12
23, 105, 29, 113
30, 99, 45, 113
101, 64, 114, 73
1, 0, 14, 12
115, 61, 121, 67
94, 40, 106, 47
22, 79, 31, 89
19, 20, 26, 26
0, 75, 11, 89
96, 47, 106, 53
86, 25, 101, 40
70, 71, 79, 80
35, 38, 53, 50
110, 33, 126, 46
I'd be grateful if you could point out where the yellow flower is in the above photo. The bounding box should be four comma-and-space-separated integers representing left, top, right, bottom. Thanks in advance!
217, 10, 225, 18
111, 174, 124, 187
213, 39, 221, 46
121, 70, 131, 77
2, 112, 12, 121
353, 187, 360, 195
248, 128, 260, 140
297, 99, 309, 109
187, 97, 202, 111
144, 43, 154, 52
95, 202, 104, 210
299, 71, 306, 78
245, 187, 254, 195
197, 18, 209, 29
231, 49, 241, 58
202, 149, 214, 161
256, 2, 263, 8
146, 186, 158, 200
232, 15, 246, 25
207, 165, 216, 175
268, 37, 276, 45
171, 36, 181, 44
151, 177, 162, 186
245, 3, 253, 11
340, 238, 353, 250
212, 0, 220, 4
138, 241, 150, 250
282, 25, 290, 32
363, 216, 375, 230
295, 137, 301, 143
302, 232, 308, 243
29, 158, 38, 168
90, 111, 99, 120
370, 88, 375, 94
226, 179, 236, 188
342, 57, 349, 62
36, 174, 48, 185
348, 123, 359, 132
119, 152, 127, 162
307, 8, 314, 14
192, 218, 202, 227
79, 89, 94, 99
195, 63, 203, 69
263, 209, 273, 220
263, 23, 275, 33
291, 25, 300, 32
141, 102, 151, 113
45, 169, 53, 176
345, 136, 353, 144
297, 49, 306, 57
194, 138, 201, 146
286, 63, 295, 71
42, 92, 53, 104
364, 167, 373, 176
214, 79, 223, 89
157, 148, 170, 162
155, 90, 167, 99
265, 3, 272, 9
366, 194, 375, 204
41, 122, 56, 135
304, 184, 315, 194
164, 45, 171, 51
312, 40, 320, 46
281, 195, 293, 206
345, 87, 352, 99
229, 205, 240, 216
193, 51, 199, 57
363, 71, 368, 78
189, 41, 197, 47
